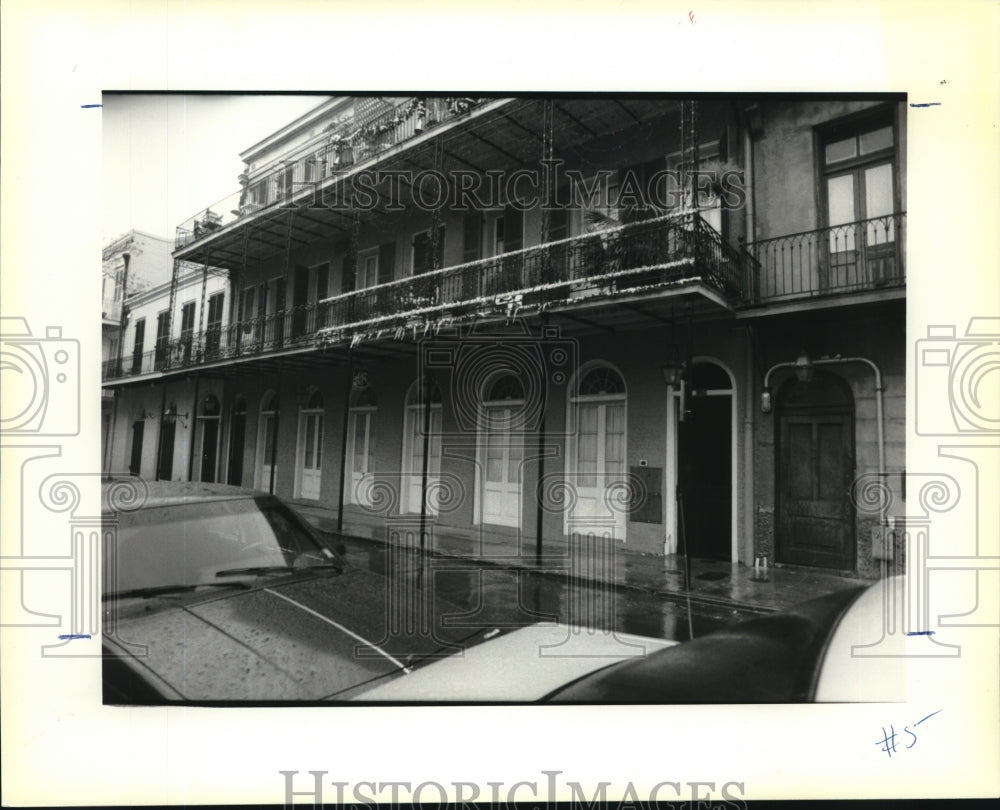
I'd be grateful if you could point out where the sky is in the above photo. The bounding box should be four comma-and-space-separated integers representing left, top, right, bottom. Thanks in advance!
101, 94, 329, 244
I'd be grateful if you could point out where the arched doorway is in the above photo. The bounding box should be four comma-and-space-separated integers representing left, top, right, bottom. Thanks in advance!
196, 394, 221, 483
676, 361, 733, 561
227, 396, 247, 486
776, 370, 856, 570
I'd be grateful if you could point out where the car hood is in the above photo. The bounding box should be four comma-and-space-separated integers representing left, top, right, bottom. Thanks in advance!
351, 624, 676, 702
104, 568, 494, 703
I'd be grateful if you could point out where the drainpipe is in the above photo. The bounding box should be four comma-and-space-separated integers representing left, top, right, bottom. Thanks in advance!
269, 358, 283, 495
419, 374, 432, 555
743, 332, 755, 566
115, 253, 131, 375
742, 118, 757, 566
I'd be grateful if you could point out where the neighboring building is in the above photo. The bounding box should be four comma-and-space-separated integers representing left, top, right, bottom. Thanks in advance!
102, 95, 906, 580
101, 231, 174, 470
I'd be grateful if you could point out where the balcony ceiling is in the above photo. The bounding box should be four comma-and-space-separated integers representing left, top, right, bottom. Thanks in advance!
174, 97, 687, 272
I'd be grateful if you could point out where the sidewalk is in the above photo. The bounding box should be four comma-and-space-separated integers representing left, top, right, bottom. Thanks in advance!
292, 502, 872, 615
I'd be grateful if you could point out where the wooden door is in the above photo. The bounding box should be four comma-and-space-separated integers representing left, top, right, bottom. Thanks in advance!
777, 399, 855, 570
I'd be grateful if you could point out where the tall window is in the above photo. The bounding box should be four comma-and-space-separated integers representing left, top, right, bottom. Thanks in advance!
479, 374, 524, 528
131, 317, 146, 373
820, 109, 898, 287
154, 311, 169, 370
357, 249, 379, 290
180, 301, 196, 363
297, 390, 324, 500
567, 364, 627, 537
256, 390, 279, 492
346, 385, 377, 506
412, 226, 445, 275
206, 292, 224, 358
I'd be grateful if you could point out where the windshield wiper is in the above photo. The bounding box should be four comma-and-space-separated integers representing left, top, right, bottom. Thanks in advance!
214, 563, 342, 578
103, 581, 253, 600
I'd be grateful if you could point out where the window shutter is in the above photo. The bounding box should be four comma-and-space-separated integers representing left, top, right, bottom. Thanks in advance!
463, 212, 482, 262
503, 206, 523, 252
316, 263, 329, 300
378, 242, 395, 285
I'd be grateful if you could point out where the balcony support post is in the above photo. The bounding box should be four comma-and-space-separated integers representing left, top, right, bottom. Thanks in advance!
419, 374, 432, 555
164, 258, 181, 369
535, 313, 550, 565
539, 100, 555, 247
428, 137, 444, 272
268, 357, 283, 496
336, 353, 354, 535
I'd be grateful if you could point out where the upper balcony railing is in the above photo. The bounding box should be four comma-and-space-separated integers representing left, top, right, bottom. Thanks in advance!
105, 211, 754, 382
174, 97, 488, 250
750, 212, 905, 303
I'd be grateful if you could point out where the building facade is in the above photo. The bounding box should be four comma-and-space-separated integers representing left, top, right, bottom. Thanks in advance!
101, 230, 175, 470
102, 95, 906, 579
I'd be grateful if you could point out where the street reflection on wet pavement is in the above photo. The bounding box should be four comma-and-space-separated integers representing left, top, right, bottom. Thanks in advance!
339, 535, 768, 642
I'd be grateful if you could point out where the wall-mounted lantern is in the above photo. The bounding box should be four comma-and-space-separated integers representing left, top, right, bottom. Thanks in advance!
162, 403, 188, 428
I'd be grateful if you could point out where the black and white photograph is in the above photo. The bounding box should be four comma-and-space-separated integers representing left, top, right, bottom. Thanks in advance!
2, 1, 998, 806
100, 93, 912, 705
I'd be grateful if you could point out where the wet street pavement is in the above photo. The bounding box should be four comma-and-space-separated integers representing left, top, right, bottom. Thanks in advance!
337, 535, 770, 642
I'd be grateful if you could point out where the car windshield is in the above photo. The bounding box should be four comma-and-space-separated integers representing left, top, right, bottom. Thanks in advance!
105, 497, 337, 595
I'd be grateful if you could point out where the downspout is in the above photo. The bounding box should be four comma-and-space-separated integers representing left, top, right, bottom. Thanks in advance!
269, 358, 283, 495
419, 374, 432, 555
115, 253, 131, 375
743, 335, 755, 566
742, 114, 757, 567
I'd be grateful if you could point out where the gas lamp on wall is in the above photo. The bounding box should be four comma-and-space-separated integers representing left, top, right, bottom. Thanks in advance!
162, 403, 188, 428
760, 350, 817, 413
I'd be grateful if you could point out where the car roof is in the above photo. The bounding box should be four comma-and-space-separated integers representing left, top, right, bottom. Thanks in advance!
102, 479, 272, 511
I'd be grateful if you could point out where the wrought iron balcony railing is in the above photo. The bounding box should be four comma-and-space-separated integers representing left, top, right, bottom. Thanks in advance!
174, 97, 488, 250
750, 212, 905, 303
104, 211, 753, 382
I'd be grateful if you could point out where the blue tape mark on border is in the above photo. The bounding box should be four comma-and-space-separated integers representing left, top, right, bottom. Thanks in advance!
58, 633, 92, 640
80, 104, 103, 109
906, 630, 936, 636
909, 102, 942, 108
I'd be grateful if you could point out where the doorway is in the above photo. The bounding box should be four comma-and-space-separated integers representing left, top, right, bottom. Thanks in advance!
129, 420, 144, 476
676, 362, 733, 562
197, 394, 221, 483
776, 371, 856, 570
227, 396, 247, 485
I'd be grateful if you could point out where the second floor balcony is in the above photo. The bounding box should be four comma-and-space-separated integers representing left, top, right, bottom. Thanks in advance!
104, 211, 754, 383
750, 212, 905, 304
